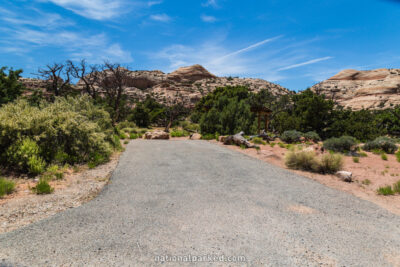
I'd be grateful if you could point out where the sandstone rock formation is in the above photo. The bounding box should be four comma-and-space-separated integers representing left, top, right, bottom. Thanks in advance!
144, 130, 170, 140
19, 64, 289, 108
311, 68, 400, 110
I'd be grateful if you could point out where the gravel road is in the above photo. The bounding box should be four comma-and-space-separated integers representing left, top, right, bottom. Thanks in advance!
1, 140, 400, 266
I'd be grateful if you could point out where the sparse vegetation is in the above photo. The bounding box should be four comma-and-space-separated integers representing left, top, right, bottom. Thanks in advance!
252, 137, 266, 145
362, 179, 371, 185
353, 157, 360, 163
323, 136, 357, 153
32, 179, 54, 195
285, 150, 343, 174
381, 153, 388, 161
0, 178, 15, 197
280, 130, 303, 144
363, 137, 398, 154
377, 186, 395, 196
303, 131, 321, 142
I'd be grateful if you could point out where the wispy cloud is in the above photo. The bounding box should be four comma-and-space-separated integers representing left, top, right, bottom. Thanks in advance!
39, 0, 127, 20
0, 5, 132, 63
277, 56, 333, 71
150, 13, 171, 22
147, 0, 162, 7
152, 36, 334, 83
202, 0, 218, 8
201, 14, 217, 23
214, 36, 283, 61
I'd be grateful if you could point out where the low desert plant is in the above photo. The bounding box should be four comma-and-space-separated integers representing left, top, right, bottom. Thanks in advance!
359, 152, 368, 157
377, 186, 394, 196
318, 153, 344, 174
353, 157, 360, 163
129, 133, 139, 139
303, 131, 321, 142
363, 137, 398, 154
278, 143, 285, 148
252, 137, 266, 145
124, 140, 129, 144
170, 129, 188, 137
88, 152, 108, 169
381, 153, 388, 161
0, 178, 15, 197
285, 150, 319, 172
119, 132, 127, 140
201, 133, 216, 140
32, 179, 54, 195
44, 165, 64, 180
280, 130, 303, 144
270, 143, 276, 147
362, 179, 371, 185
323, 136, 357, 153
396, 151, 400, 162
393, 180, 400, 193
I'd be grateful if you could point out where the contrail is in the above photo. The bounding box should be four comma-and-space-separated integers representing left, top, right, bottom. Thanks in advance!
277, 56, 333, 71
214, 35, 283, 62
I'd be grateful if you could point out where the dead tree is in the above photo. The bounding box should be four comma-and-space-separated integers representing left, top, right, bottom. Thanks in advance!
224, 131, 255, 148
67, 60, 100, 99
97, 62, 132, 124
37, 63, 71, 96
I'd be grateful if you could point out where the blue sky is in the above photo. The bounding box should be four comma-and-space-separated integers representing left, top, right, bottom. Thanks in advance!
0, 0, 399, 91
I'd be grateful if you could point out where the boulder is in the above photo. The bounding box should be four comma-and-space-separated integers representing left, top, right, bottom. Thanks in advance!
335, 171, 353, 182
218, 136, 227, 143
190, 133, 201, 140
144, 131, 170, 140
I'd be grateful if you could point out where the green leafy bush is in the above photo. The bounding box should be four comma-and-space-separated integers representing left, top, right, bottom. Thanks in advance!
381, 153, 388, 161
323, 136, 357, 153
303, 131, 321, 142
32, 179, 53, 195
0, 178, 15, 197
201, 134, 216, 140
280, 130, 303, 144
170, 129, 188, 137
129, 133, 139, 140
393, 180, 400, 193
5, 138, 46, 175
0, 96, 116, 174
363, 137, 398, 154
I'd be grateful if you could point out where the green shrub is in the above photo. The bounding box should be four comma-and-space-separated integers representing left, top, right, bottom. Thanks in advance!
270, 143, 276, 147
353, 157, 360, 163
285, 151, 319, 171
363, 137, 398, 154
129, 133, 139, 139
323, 136, 357, 153
201, 134, 216, 140
88, 152, 109, 169
5, 138, 46, 175
32, 179, 53, 195
124, 140, 129, 144
0, 96, 114, 173
252, 137, 266, 145
170, 129, 188, 137
381, 153, 388, 161
396, 151, 400, 162
359, 152, 368, 157
377, 186, 394, 196
280, 130, 303, 144
318, 153, 343, 174
44, 164, 64, 180
393, 180, 400, 193
119, 132, 127, 140
303, 131, 321, 142
0, 178, 15, 197
278, 143, 285, 148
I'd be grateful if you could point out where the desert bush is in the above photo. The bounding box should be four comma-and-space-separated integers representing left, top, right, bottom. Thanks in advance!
0, 96, 116, 174
353, 157, 360, 163
32, 179, 53, 194
44, 165, 64, 180
129, 133, 139, 140
393, 180, 400, 193
201, 133, 216, 140
381, 153, 388, 161
363, 137, 398, 154
285, 150, 343, 174
5, 138, 46, 175
377, 186, 394, 196
0, 178, 15, 197
323, 136, 357, 153
280, 130, 303, 144
170, 129, 188, 137
318, 153, 343, 174
252, 137, 266, 145
285, 151, 319, 171
303, 131, 321, 142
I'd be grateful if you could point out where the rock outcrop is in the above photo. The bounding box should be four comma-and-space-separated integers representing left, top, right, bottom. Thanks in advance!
78, 64, 289, 108
311, 68, 400, 110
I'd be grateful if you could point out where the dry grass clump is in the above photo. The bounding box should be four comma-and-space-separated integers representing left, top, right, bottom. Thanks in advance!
285, 150, 343, 174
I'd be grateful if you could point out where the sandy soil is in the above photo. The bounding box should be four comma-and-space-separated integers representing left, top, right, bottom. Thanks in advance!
209, 140, 400, 215
0, 150, 123, 234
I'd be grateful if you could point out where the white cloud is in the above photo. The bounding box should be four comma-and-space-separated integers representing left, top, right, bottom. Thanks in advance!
40, 0, 127, 20
147, 0, 162, 7
202, 0, 218, 8
0, 5, 132, 63
149, 13, 171, 22
277, 57, 333, 71
201, 15, 217, 23
152, 36, 333, 83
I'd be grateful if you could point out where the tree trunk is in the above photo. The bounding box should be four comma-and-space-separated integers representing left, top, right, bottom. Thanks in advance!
224, 131, 255, 148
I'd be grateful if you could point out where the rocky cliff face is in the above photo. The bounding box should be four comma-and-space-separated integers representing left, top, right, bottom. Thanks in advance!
79, 64, 289, 108
311, 68, 400, 110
